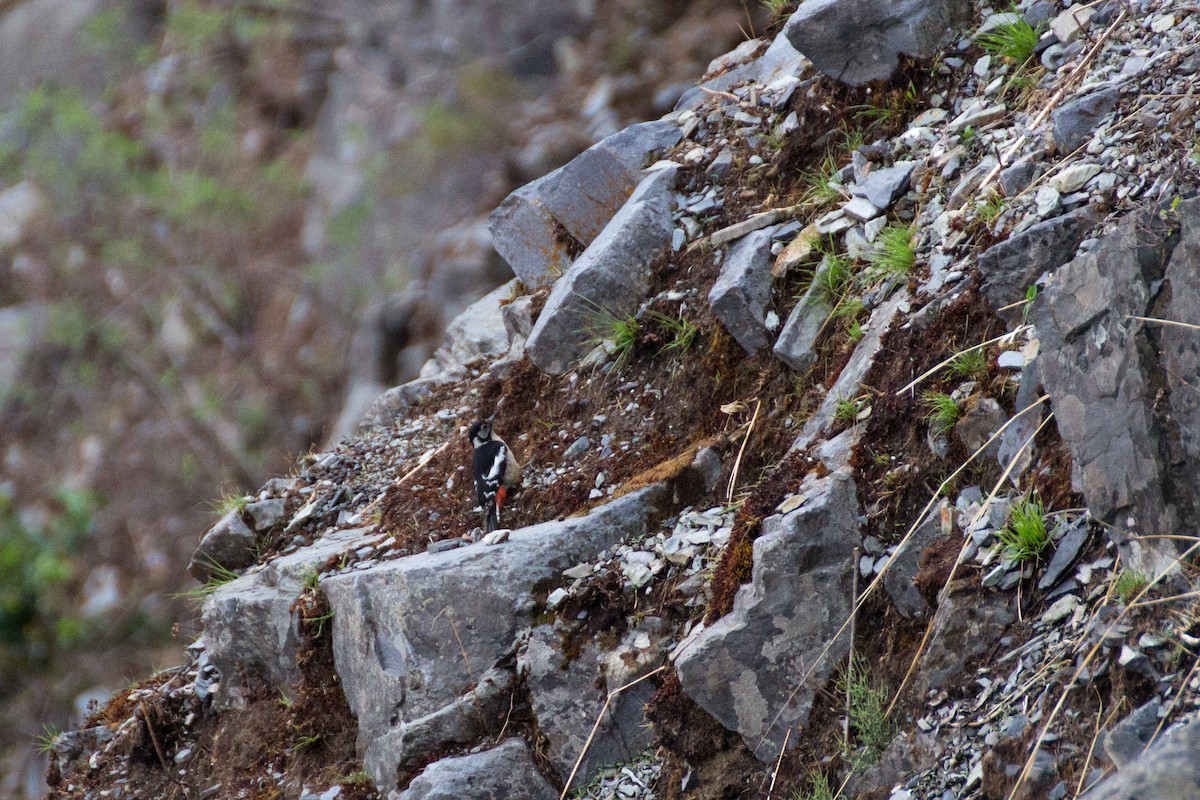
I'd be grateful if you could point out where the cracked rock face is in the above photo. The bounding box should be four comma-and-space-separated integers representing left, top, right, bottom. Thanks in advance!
674, 472, 861, 761
488, 120, 682, 287
1082, 715, 1200, 800
525, 166, 677, 374
392, 738, 557, 800
321, 486, 669, 791
784, 0, 970, 86
1034, 198, 1200, 575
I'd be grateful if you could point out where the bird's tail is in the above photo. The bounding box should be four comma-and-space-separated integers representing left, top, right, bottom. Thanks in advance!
484, 503, 500, 533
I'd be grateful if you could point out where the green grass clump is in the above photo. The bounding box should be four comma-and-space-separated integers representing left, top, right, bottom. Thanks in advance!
35, 724, 62, 755
1114, 570, 1150, 604
998, 496, 1049, 563
834, 397, 863, 424
977, 20, 1041, 66
810, 254, 855, 307
922, 391, 961, 435
948, 348, 989, 382
865, 224, 916, 278
646, 310, 698, 353
799, 153, 844, 212
585, 307, 640, 369
978, 193, 1007, 225
791, 772, 836, 800
839, 654, 895, 771
761, 0, 791, 17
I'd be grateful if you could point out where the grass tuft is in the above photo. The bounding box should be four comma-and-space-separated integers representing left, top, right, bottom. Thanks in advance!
922, 391, 961, 435
646, 310, 699, 353
865, 224, 916, 278
947, 348, 989, 382
998, 496, 1049, 562
791, 772, 836, 800
977, 20, 1040, 65
35, 724, 62, 755
834, 397, 863, 424
585, 306, 640, 368
1114, 570, 1150, 604
839, 653, 895, 771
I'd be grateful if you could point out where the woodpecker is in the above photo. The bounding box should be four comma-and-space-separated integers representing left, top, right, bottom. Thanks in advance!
468, 418, 522, 533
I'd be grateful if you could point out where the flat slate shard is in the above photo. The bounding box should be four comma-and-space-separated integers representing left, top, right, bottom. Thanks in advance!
488, 120, 681, 286
675, 472, 860, 761
393, 739, 557, 800
524, 166, 677, 374
1052, 85, 1120, 153
773, 255, 836, 371
976, 205, 1100, 320
708, 226, 777, 355
784, 0, 970, 86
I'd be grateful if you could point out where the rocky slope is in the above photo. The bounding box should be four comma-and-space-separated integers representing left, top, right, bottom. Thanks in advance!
0, 1, 754, 795
43, 1, 1200, 799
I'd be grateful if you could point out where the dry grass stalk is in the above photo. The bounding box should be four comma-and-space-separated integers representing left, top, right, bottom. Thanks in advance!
886, 412, 1055, 718
558, 665, 668, 799
754, 395, 1051, 753
1006, 539, 1200, 799
894, 327, 1031, 397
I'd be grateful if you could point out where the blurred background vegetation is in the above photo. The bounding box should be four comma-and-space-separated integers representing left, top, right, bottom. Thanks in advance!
0, 0, 766, 795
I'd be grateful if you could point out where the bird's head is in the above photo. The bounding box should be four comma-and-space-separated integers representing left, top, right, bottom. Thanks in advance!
468, 420, 493, 446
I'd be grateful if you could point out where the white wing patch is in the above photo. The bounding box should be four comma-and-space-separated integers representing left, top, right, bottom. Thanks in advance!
487, 449, 506, 481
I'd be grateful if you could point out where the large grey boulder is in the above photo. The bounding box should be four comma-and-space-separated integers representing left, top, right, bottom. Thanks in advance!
519, 626, 656, 789
525, 166, 677, 374
784, 0, 970, 86
1082, 715, 1200, 800
323, 486, 670, 790
201, 526, 381, 707
883, 502, 950, 619
488, 121, 682, 287
916, 584, 1014, 696
393, 739, 557, 800
419, 279, 516, 379
188, 510, 258, 583
675, 472, 861, 761
709, 227, 777, 355
976, 205, 1100, 320
1034, 198, 1200, 575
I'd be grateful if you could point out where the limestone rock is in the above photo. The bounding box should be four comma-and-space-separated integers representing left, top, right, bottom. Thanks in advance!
976, 205, 1100, 320
916, 586, 1014, 696
675, 472, 861, 761
488, 121, 681, 286
1083, 715, 1200, 800
1033, 199, 1200, 574
518, 626, 655, 788
1052, 86, 1120, 152
420, 279, 515, 378
525, 166, 677, 374
393, 739, 556, 800
883, 502, 950, 619
322, 486, 670, 790
188, 510, 258, 582
708, 227, 777, 355
785, 0, 970, 86
773, 256, 835, 371
202, 526, 379, 706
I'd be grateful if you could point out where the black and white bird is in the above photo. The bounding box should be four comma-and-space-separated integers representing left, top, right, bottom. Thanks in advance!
468, 418, 522, 533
